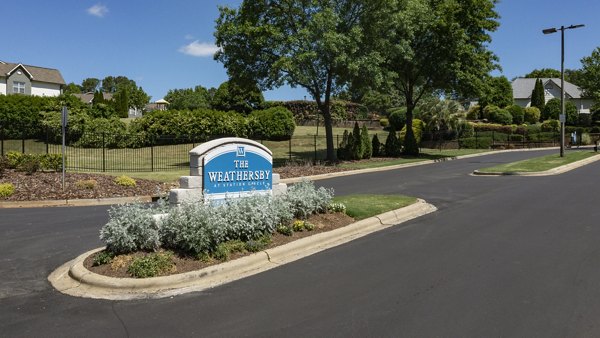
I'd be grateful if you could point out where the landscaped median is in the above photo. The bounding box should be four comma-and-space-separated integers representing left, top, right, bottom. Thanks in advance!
48, 197, 436, 301
473, 150, 600, 176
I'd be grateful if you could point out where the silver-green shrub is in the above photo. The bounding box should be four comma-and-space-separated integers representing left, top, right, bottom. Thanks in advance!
160, 203, 227, 255
100, 203, 161, 254
285, 180, 333, 219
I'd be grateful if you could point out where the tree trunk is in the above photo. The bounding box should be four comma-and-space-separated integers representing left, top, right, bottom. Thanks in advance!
403, 102, 419, 156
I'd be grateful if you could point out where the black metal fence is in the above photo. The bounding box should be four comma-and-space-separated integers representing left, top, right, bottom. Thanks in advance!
0, 127, 572, 172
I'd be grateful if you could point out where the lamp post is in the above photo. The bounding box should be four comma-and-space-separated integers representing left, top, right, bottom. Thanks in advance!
543, 24, 584, 157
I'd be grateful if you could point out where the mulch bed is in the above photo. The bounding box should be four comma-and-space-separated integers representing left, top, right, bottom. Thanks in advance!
84, 212, 356, 278
0, 170, 173, 201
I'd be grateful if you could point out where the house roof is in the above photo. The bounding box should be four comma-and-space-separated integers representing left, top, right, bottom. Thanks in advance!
512, 78, 583, 99
73, 92, 114, 103
0, 62, 66, 85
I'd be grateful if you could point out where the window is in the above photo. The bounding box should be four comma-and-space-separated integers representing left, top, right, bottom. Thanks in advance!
13, 81, 25, 94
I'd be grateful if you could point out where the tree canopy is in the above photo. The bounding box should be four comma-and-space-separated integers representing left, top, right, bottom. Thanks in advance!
479, 76, 513, 109
530, 78, 545, 111
578, 47, 600, 111
215, 0, 384, 161
211, 80, 264, 114
380, 0, 500, 154
164, 86, 212, 111
524, 68, 561, 79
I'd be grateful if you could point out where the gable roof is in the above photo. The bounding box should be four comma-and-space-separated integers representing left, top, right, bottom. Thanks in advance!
0, 62, 66, 85
73, 92, 114, 104
512, 78, 583, 100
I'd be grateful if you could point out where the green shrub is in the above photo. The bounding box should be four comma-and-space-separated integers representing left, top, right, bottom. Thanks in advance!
350, 122, 364, 160
292, 220, 306, 232
371, 134, 382, 157
276, 224, 293, 236
459, 137, 492, 149
337, 130, 351, 160
0, 157, 7, 178
384, 128, 401, 157
524, 107, 541, 124
0, 183, 15, 198
507, 105, 524, 125
361, 125, 372, 159
6, 151, 23, 169
466, 105, 480, 120
482, 105, 500, 120
509, 134, 524, 142
388, 108, 406, 131
399, 119, 424, 145
304, 221, 315, 231
18, 154, 40, 175
114, 175, 136, 187
39, 154, 63, 171
579, 113, 592, 127
489, 108, 513, 125
379, 118, 389, 128
328, 202, 347, 214
93, 250, 116, 266
248, 106, 296, 140
127, 251, 174, 278
541, 119, 560, 133
244, 235, 271, 252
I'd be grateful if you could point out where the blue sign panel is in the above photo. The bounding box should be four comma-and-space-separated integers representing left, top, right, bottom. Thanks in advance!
203, 143, 272, 201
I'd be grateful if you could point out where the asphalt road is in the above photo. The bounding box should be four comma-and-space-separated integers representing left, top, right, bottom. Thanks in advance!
2, 149, 600, 337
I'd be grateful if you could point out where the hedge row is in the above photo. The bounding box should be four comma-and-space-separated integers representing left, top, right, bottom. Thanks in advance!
263, 100, 368, 121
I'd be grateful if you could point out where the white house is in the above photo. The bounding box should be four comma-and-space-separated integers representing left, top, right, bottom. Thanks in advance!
0, 61, 65, 97
512, 78, 593, 114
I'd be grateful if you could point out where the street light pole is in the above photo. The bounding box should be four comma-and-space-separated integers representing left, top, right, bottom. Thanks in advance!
543, 24, 584, 157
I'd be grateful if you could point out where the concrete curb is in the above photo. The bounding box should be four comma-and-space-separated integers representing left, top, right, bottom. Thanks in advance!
472, 152, 600, 177
280, 147, 559, 184
48, 199, 437, 300
0, 196, 154, 209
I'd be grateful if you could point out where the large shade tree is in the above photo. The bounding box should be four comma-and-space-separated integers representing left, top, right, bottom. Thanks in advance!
578, 47, 600, 111
381, 0, 500, 155
215, 0, 384, 161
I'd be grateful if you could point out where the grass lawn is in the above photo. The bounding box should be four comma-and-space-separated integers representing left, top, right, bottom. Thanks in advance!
333, 194, 418, 220
478, 150, 599, 174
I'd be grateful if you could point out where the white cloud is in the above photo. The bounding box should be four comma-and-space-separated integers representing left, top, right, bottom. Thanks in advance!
87, 4, 108, 18
178, 41, 220, 57
184, 34, 195, 40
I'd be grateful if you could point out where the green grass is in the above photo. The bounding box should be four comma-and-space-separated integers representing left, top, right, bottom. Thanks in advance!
478, 151, 599, 174
333, 194, 417, 220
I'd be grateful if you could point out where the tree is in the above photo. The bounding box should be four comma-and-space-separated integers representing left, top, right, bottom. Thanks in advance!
361, 124, 372, 159
578, 47, 600, 111
380, 0, 500, 155
93, 90, 105, 105
81, 78, 100, 93
210, 80, 264, 114
101, 75, 150, 112
63, 82, 82, 95
164, 86, 211, 110
530, 78, 545, 111
524, 68, 561, 79
479, 75, 513, 109
215, 0, 383, 161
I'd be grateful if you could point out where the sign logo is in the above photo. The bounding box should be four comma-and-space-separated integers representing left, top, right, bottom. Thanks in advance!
236, 146, 245, 157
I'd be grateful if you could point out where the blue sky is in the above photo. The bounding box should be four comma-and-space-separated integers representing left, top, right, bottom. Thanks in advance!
3, 1, 599, 102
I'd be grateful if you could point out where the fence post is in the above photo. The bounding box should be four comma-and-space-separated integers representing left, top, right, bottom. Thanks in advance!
1, 125, 4, 156
102, 132, 106, 172
492, 130, 495, 149
288, 137, 292, 161
151, 136, 155, 172
22, 129, 25, 153
45, 127, 49, 154
475, 129, 479, 149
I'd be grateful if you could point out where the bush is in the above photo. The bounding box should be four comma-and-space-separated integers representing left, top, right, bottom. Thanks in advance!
388, 108, 406, 131
466, 105, 480, 120
489, 108, 513, 125
276, 224, 293, 236
292, 220, 306, 232
0, 183, 15, 198
6, 151, 23, 169
244, 235, 271, 252
76, 179, 97, 190
459, 137, 492, 149
18, 154, 41, 175
361, 125, 372, 159
542, 98, 561, 121
379, 118, 389, 128
371, 134, 382, 157
384, 128, 401, 157
328, 202, 347, 214
507, 105, 524, 125
99, 203, 163, 254
541, 119, 560, 133
578, 113, 592, 127
399, 119, 424, 145
247, 106, 295, 140
93, 250, 115, 266
524, 107, 541, 124
482, 105, 500, 120
337, 130, 351, 160
285, 180, 333, 219
115, 175, 136, 187
349, 122, 364, 160
39, 154, 63, 171
127, 251, 174, 278
509, 134, 524, 142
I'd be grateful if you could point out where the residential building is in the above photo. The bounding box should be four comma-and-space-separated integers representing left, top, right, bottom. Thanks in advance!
0, 61, 65, 96
512, 78, 593, 114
